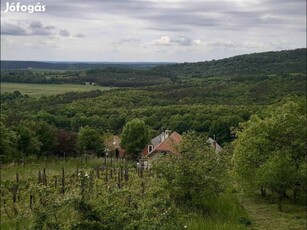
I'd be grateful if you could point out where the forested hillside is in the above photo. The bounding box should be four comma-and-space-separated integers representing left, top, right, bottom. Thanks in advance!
1, 49, 306, 149
1, 49, 306, 87
149, 48, 306, 77
1, 48, 306, 229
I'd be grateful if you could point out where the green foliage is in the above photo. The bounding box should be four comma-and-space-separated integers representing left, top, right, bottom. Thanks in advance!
0, 122, 19, 163
30, 121, 56, 153
150, 48, 306, 78
154, 132, 228, 209
257, 155, 297, 195
54, 129, 78, 157
1, 49, 306, 152
13, 122, 42, 157
233, 97, 307, 209
0, 158, 184, 230
68, 181, 184, 230
121, 119, 150, 160
77, 126, 105, 156
0, 49, 306, 228
0, 120, 57, 161
2, 49, 305, 87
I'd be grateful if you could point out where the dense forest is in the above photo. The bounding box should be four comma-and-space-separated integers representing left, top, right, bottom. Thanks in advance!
149, 48, 306, 77
1, 49, 306, 159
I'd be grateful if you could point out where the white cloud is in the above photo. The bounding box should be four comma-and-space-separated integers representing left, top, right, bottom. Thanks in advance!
152, 36, 202, 47
153, 36, 172, 45
193, 40, 202, 45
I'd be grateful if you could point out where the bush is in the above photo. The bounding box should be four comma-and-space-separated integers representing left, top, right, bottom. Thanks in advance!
153, 132, 228, 210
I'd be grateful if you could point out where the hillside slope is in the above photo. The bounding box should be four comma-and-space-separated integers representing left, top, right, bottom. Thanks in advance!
150, 48, 306, 77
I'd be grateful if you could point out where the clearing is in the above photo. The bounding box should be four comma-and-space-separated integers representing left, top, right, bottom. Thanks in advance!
0, 82, 112, 96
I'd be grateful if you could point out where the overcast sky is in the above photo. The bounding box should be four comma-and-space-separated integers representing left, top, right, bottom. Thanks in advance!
1, 0, 306, 62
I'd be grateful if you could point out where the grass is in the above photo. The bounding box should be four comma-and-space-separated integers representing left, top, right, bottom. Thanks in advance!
187, 191, 306, 230
0, 82, 112, 96
185, 194, 249, 230
238, 192, 306, 230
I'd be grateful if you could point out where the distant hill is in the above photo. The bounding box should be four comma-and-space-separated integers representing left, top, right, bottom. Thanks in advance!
150, 48, 306, 77
1, 48, 305, 87
0, 61, 172, 70
2, 49, 306, 75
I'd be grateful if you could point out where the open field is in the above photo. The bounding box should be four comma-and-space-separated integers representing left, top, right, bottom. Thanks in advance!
0, 82, 112, 96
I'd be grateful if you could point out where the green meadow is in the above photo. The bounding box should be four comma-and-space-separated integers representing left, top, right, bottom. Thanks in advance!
0, 82, 112, 96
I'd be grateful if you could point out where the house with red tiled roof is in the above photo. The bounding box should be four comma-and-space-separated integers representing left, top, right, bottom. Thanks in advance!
141, 131, 182, 169
141, 130, 182, 160
141, 131, 223, 168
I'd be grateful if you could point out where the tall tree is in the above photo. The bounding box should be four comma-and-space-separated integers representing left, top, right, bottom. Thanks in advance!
54, 129, 78, 157
13, 123, 42, 157
154, 132, 228, 208
30, 121, 56, 154
121, 119, 150, 160
77, 126, 104, 156
0, 122, 19, 163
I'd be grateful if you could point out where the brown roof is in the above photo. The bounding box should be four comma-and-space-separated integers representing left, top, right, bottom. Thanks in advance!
147, 132, 182, 157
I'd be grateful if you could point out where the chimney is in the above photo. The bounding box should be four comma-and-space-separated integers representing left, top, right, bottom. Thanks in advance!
213, 141, 217, 150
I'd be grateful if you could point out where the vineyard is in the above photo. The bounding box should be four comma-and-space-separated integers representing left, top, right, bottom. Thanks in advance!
1, 154, 251, 230
1, 157, 176, 229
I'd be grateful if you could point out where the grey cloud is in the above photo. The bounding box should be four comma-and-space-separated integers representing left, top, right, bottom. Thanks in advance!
171, 37, 193, 46
205, 40, 267, 50
28, 21, 58, 35
265, 0, 306, 4
44, 0, 152, 19
112, 37, 141, 46
44, 26, 56, 30
59, 29, 70, 37
31, 0, 305, 33
206, 40, 237, 49
142, 12, 221, 28
117, 38, 140, 43
75, 33, 85, 38
1, 21, 74, 37
30, 21, 44, 29
144, 26, 189, 32
1, 23, 27, 35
